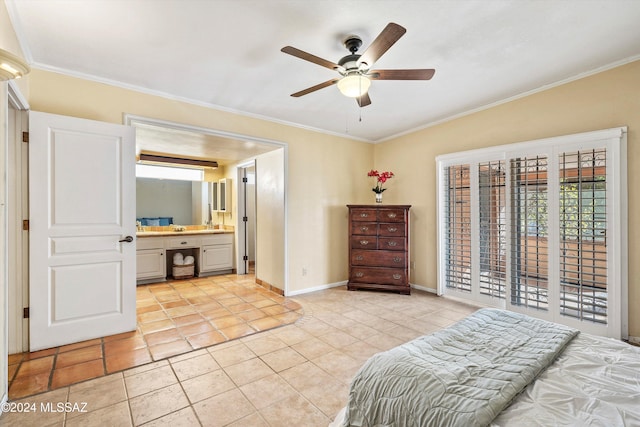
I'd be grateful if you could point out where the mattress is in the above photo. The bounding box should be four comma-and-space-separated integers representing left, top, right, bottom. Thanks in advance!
331, 314, 640, 427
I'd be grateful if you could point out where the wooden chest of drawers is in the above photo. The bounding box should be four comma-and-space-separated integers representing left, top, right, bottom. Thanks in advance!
347, 205, 411, 294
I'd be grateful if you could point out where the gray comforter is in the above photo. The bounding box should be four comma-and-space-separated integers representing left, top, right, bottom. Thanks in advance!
343, 308, 579, 427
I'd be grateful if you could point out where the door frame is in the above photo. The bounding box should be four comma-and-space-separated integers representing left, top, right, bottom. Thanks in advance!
236, 160, 256, 275
123, 114, 289, 294
6, 80, 29, 354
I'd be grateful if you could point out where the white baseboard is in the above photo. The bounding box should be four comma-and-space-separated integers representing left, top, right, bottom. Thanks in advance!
286, 280, 347, 297
410, 283, 437, 294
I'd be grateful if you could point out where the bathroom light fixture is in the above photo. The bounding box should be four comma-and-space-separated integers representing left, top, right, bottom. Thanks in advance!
139, 153, 218, 169
337, 74, 371, 98
0, 48, 30, 81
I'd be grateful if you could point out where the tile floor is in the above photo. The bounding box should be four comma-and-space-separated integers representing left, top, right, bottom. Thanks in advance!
0, 285, 477, 426
7, 273, 303, 400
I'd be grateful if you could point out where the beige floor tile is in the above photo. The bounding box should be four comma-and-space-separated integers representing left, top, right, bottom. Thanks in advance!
297, 376, 350, 418
259, 347, 307, 372
193, 388, 255, 427
124, 365, 178, 398
66, 373, 127, 418
223, 358, 274, 386
271, 325, 313, 345
225, 412, 269, 427
140, 406, 201, 427
168, 348, 209, 364
65, 401, 132, 427
279, 361, 335, 392
239, 374, 299, 410
363, 332, 406, 351
312, 350, 362, 384
258, 394, 330, 427
129, 383, 189, 425
291, 337, 336, 360
317, 330, 360, 349
209, 342, 256, 367
123, 360, 168, 377
181, 369, 236, 404
170, 353, 220, 382
242, 335, 288, 356
340, 340, 382, 363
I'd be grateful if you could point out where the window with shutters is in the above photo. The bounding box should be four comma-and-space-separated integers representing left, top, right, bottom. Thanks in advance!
436, 128, 627, 339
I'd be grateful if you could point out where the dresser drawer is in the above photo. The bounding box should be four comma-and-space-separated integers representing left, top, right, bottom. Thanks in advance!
351, 236, 377, 250
378, 237, 406, 251
350, 208, 378, 222
351, 222, 377, 236
352, 250, 406, 268
378, 208, 407, 223
350, 267, 407, 285
378, 223, 405, 237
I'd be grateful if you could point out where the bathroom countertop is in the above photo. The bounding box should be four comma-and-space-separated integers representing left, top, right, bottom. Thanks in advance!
136, 229, 233, 238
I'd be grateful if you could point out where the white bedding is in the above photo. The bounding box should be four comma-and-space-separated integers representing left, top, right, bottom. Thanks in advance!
490, 333, 640, 426
331, 332, 640, 426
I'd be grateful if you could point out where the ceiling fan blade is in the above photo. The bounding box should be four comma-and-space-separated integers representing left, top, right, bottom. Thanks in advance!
369, 69, 436, 80
281, 46, 341, 71
357, 23, 406, 68
356, 93, 372, 107
290, 79, 340, 97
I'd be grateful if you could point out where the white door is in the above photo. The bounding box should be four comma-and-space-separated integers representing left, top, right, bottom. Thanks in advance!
29, 111, 136, 351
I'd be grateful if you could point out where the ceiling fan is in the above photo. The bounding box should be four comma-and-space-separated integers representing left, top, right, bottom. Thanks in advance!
281, 22, 435, 107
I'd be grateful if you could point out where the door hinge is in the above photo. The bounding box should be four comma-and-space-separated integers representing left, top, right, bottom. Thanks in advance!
243, 255, 249, 261
243, 216, 248, 222
242, 177, 248, 183
22, 219, 29, 231
23, 307, 29, 318
22, 132, 29, 143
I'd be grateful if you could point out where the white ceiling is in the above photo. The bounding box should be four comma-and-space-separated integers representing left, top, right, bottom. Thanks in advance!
6, 0, 640, 146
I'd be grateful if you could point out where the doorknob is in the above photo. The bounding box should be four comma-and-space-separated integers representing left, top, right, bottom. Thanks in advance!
119, 236, 134, 243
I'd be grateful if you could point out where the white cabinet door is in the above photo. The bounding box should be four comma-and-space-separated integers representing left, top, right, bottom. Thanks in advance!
136, 249, 166, 280
29, 111, 136, 351
201, 244, 233, 272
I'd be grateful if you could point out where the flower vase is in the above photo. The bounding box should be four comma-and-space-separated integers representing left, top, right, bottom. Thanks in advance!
375, 192, 383, 204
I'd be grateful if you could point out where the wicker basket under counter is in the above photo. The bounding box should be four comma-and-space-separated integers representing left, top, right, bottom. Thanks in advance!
347, 205, 411, 295
172, 263, 195, 280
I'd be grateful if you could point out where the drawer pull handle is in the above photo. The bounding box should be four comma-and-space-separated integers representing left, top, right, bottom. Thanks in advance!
393, 257, 401, 263
387, 241, 398, 247
355, 272, 364, 278
181, 241, 188, 245
360, 226, 369, 232
388, 226, 398, 232
355, 255, 363, 261
360, 240, 369, 245
387, 213, 397, 218
360, 213, 369, 218
393, 274, 401, 280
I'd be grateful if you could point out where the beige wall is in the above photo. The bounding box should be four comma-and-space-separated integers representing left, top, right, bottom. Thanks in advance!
26, 69, 373, 296
375, 60, 640, 337
254, 149, 285, 290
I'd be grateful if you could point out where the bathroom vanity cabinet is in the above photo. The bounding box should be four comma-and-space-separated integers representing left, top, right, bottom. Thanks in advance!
136, 231, 234, 284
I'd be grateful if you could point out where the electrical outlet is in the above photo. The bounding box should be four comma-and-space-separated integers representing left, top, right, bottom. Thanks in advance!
302, 268, 307, 276
410, 261, 415, 269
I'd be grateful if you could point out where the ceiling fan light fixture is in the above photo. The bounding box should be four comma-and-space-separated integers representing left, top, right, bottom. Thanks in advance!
337, 74, 371, 98
0, 48, 30, 81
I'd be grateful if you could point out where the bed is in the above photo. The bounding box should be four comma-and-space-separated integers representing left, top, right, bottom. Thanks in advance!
330, 308, 640, 427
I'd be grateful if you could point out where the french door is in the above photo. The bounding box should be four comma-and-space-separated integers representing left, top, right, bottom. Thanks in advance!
437, 127, 627, 339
